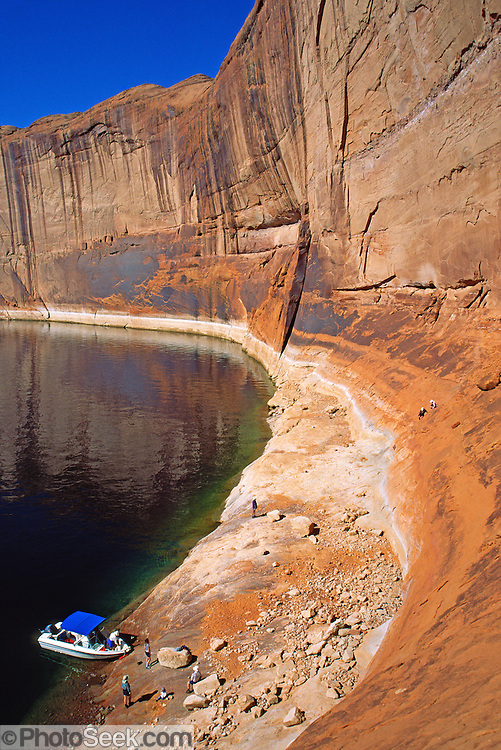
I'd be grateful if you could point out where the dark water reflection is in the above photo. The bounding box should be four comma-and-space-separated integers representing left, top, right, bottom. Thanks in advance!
0, 321, 274, 722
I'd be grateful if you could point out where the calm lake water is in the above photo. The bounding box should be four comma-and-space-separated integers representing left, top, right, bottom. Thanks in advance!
0, 320, 274, 723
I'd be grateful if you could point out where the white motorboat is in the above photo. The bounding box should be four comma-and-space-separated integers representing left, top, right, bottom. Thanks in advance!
38, 611, 131, 660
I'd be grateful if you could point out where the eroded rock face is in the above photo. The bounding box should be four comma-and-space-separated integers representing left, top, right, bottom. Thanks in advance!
0, 0, 499, 339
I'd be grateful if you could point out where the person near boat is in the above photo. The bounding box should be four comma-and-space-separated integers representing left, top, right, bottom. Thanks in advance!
121, 675, 132, 708
144, 637, 152, 669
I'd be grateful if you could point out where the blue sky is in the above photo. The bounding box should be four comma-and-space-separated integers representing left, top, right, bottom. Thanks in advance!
0, 0, 255, 128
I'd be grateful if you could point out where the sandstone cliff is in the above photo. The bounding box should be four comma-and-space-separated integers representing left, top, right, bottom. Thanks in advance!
1, 0, 499, 326
1, 0, 500, 747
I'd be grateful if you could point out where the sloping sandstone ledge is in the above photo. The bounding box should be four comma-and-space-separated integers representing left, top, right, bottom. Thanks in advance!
6, 302, 500, 749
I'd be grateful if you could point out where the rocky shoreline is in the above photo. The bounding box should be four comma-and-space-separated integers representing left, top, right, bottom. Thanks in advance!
174, 360, 404, 749
23, 318, 405, 748
10, 306, 500, 747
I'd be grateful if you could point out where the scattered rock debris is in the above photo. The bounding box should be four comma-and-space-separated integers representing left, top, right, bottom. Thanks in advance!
189, 514, 402, 748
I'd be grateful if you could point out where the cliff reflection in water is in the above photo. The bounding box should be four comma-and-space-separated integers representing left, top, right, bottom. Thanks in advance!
0, 321, 273, 723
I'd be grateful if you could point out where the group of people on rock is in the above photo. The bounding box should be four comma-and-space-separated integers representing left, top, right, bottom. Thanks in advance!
418, 399, 437, 419
120, 637, 202, 708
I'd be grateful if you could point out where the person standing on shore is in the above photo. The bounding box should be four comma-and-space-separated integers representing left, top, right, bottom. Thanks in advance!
252, 498, 258, 517
121, 675, 132, 708
144, 637, 152, 669
186, 664, 201, 693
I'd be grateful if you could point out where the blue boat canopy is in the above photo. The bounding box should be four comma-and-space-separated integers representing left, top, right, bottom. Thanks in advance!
61, 611, 106, 636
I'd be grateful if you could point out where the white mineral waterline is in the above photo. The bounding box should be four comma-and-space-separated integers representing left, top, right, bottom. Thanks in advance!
321, 380, 409, 575
279, 346, 410, 574
2, 305, 409, 686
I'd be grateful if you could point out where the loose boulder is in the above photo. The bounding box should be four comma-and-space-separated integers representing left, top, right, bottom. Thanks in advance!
265, 693, 280, 707
477, 371, 501, 391
306, 640, 326, 656
236, 694, 256, 712
193, 673, 222, 697
157, 646, 192, 669
342, 647, 355, 663
290, 516, 316, 537
283, 706, 305, 726
301, 606, 316, 619
305, 624, 326, 643
345, 613, 362, 626
267, 509, 282, 522
210, 637, 227, 652
183, 694, 209, 710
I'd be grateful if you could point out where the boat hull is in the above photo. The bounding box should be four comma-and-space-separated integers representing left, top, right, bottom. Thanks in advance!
38, 634, 129, 660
